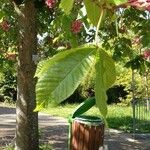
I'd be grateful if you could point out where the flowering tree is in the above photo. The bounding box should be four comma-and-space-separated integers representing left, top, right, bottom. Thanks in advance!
0, 0, 150, 149
36, 0, 150, 117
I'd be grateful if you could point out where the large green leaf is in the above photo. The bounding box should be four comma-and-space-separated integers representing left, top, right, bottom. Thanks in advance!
60, 0, 74, 15
35, 46, 96, 110
95, 49, 116, 117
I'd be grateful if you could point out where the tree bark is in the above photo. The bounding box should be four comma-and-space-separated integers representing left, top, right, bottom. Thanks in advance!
15, 0, 39, 150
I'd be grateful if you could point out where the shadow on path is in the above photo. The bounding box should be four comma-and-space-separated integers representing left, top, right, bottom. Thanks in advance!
0, 107, 16, 147
0, 107, 68, 149
104, 129, 150, 150
0, 107, 16, 115
40, 123, 68, 150
38, 114, 68, 150
0, 106, 150, 150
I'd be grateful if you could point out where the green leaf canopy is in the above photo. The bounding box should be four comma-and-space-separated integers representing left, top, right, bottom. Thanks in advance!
35, 46, 96, 110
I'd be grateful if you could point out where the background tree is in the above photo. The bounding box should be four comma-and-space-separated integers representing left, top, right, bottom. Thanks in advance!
35, 0, 150, 117
0, 0, 17, 103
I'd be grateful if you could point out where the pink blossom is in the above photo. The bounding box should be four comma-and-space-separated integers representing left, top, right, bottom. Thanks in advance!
143, 50, 150, 60
45, 0, 56, 8
71, 20, 83, 34
128, 0, 150, 11
0, 20, 10, 32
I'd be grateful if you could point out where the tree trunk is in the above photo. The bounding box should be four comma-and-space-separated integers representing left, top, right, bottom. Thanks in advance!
15, 0, 39, 150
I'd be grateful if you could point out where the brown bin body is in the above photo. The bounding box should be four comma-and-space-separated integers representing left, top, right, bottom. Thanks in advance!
70, 116, 104, 150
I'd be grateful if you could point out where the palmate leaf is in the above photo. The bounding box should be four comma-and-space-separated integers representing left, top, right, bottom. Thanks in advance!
35, 46, 96, 110
95, 49, 116, 118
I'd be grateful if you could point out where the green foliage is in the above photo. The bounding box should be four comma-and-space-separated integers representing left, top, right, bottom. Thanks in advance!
79, 65, 95, 98
39, 144, 53, 150
60, 0, 74, 15
73, 67, 129, 105
0, 0, 18, 49
1, 0, 149, 122
125, 55, 146, 73
0, 11, 5, 20
95, 49, 116, 117
108, 0, 127, 5
107, 85, 128, 104
140, 20, 150, 48
37, 4, 87, 52
0, 0, 17, 103
113, 37, 133, 61
42, 103, 150, 133
36, 44, 116, 118
35, 45, 96, 110
84, 0, 104, 26
0, 70, 17, 102
3, 145, 14, 150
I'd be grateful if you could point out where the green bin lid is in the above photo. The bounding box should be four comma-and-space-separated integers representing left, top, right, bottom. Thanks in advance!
74, 115, 103, 126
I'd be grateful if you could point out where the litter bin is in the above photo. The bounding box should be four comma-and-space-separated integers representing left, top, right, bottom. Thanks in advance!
70, 115, 104, 150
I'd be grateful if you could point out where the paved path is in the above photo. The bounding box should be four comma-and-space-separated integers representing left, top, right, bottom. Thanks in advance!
0, 106, 68, 150
0, 106, 150, 150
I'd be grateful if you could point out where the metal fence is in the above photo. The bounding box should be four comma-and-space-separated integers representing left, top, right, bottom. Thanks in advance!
132, 98, 150, 134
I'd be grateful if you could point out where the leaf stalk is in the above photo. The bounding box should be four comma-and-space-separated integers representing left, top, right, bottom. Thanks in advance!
95, 8, 104, 44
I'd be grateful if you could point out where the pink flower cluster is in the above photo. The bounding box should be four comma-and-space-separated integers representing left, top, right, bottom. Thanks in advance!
143, 50, 150, 60
0, 20, 10, 32
71, 20, 83, 34
128, 0, 150, 11
45, 0, 56, 8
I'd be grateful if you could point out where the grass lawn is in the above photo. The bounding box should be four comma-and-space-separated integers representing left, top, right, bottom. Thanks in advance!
1, 101, 149, 133
43, 104, 150, 133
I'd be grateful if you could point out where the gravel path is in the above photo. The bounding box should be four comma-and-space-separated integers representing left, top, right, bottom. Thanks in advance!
0, 106, 150, 150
